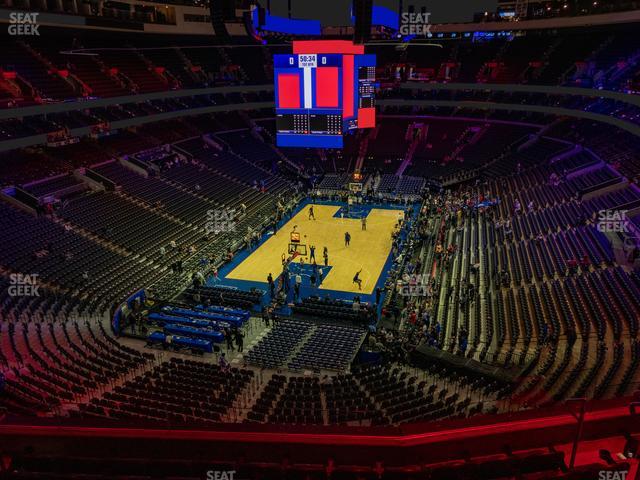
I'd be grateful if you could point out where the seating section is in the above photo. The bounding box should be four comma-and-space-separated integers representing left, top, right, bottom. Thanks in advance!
0, 118, 298, 307
0, 314, 153, 415
245, 319, 313, 368
245, 362, 494, 426
317, 173, 351, 192
292, 297, 373, 324
186, 285, 263, 310
215, 130, 281, 174
3, 43, 78, 101
66, 54, 130, 98
246, 373, 381, 425
0, 23, 637, 119
22, 174, 86, 198
245, 319, 366, 372
354, 364, 492, 425
0, 202, 158, 311
87, 50, 168, 94
323, 374, 384, 424
174, 136, 290, 198
263, 376, 324, 425
92, 161, 214, 224
77, 357, 253, 424
60, 191, 189, 258
403, 137, 640, 408
288, 324, 366, 371
245, 374, 372, 425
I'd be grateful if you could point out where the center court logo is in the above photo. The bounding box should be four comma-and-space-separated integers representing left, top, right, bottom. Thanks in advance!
8, 12, 40, 36
399, 12, 432, 36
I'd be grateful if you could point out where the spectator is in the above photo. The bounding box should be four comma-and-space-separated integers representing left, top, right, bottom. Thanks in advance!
225, 328, 235, 352
234, 330, 244, 352
267, 273, 274, 297
219, 353, 230, 371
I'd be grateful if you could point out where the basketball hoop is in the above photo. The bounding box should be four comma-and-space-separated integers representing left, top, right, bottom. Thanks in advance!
288, 243, 307, 255
349, 182, 363, 193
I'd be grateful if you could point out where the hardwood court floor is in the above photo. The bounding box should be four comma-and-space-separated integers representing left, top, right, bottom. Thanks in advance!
226, 204, 403, 294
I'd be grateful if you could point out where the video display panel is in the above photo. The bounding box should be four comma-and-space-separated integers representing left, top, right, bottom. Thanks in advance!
274, 41, 376, 148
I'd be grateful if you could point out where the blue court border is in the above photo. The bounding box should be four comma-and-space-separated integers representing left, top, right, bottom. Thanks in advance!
207, 198, 419, 319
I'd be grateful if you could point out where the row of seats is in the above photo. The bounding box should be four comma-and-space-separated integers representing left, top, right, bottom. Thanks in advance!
4, 23, 637, 107
245, 363, 494, 427
76, 357, 254, 424
407, 135, 640, 408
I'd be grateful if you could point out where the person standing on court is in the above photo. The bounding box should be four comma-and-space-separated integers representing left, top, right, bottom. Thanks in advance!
361, 216, 367, 231
323, 246, 329, 266
308, 205, 315, 220
353, 269, 362, 290
309, 245, 316, 262
344, 231, 351, 247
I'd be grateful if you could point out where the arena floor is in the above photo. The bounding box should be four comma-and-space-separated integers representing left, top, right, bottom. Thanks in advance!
225, 203, 404, 294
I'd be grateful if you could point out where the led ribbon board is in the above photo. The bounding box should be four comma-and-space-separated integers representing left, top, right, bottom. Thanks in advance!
274, 40, 376, 148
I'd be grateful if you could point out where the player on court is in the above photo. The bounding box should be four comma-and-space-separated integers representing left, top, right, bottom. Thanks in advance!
344, 232, 351, 247
308, 206, 315, 220
361, 216, 367, 231
323, 246, 329, 266
353, 269, 363, 290
309, 245, 316, 262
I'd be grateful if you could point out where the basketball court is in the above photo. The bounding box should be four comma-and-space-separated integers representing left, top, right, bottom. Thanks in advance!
225, 203, 404, 294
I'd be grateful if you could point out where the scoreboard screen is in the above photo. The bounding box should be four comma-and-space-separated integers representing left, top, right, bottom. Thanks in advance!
309, 114, 342, 134
276, 114, 295, 132
274, 40, 376, 148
